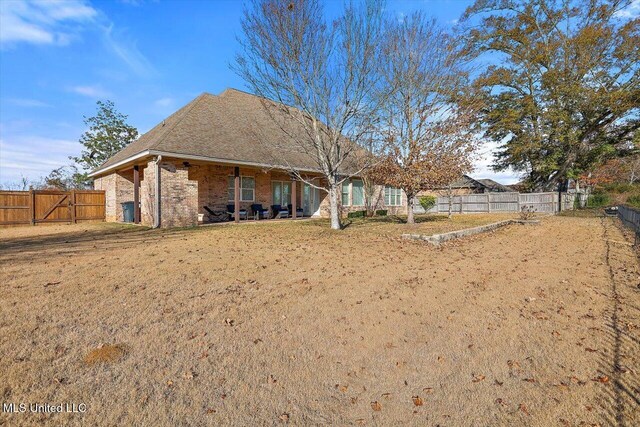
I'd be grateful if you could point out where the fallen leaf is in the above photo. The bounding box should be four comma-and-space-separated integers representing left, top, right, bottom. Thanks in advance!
371, 401, 382, 411
224, 318, 235, 326
592, 376, 609, 383
279, 413, 289, 423
585, 348, 598, 353
494, 380, 504, 386
472, 374, 486, 383
522, 378, 536, 383
519, 403, 530, 415
412, 396, 423, 406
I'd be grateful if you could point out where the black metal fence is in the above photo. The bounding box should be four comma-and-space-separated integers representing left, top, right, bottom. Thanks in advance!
618, 205, 640, 243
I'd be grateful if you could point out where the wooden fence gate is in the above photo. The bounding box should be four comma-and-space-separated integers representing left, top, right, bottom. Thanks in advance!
0, 190, 105, 226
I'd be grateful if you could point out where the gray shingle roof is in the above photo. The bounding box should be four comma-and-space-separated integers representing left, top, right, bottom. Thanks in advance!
93, 89, 338, 175
476, 179, 513, 192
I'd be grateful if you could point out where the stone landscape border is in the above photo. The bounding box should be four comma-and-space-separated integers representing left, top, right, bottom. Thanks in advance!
402, 219, 540, 245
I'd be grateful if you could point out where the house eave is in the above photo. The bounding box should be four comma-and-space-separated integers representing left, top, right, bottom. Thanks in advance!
88, 149, 324, 178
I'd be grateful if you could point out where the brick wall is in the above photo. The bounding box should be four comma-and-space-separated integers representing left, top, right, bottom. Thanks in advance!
317, 181, 408, 217
96, 158, 409, 227
93, 170, 137, 222
157, 161, 198, 228
189, 165, 306, 218
140, 162, 155, 226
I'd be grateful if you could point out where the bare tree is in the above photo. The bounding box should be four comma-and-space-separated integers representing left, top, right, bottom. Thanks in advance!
234, 0, 384, 229
371, 13, 480, 224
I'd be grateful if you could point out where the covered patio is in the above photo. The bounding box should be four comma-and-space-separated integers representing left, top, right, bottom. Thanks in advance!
94, 154, 327, 228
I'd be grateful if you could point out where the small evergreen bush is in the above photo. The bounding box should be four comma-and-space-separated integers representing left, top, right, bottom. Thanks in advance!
418, 195, 436, 212
347, 210, 366, 218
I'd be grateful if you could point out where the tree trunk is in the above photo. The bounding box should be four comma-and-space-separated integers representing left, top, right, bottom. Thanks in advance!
447, 186, 453, 219
406, 194, 415, 224
328, 184, 342, 230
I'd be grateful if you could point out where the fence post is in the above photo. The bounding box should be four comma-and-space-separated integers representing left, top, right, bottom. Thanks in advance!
460, 195, 463, 214
487, 193, 491, 213
71, 190, 76, 224
30, 190, 36, 225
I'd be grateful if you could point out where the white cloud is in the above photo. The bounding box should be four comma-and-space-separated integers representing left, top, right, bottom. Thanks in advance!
0, 135, 83, 183
0, 1, 156, 77
0, 0, 97, 47
615, 0, 640, 18
154, 97, 172, 107
102, 24, 156, 77
6, 98, 51, 108
69, 85, 112, 98
471, 139, 521, 185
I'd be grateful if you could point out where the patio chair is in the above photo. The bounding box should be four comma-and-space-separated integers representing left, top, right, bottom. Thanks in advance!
250, 203, 269, 220
203, 206, 229, 222
227, 204, 247, 221
270, 204, 289, 219
287, 204, 304, 218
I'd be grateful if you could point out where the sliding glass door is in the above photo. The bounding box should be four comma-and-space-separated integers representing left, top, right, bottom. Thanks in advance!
272, 181, 291, 206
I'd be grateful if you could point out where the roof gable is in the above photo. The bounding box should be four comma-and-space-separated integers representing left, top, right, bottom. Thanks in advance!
93, 89, 335, 175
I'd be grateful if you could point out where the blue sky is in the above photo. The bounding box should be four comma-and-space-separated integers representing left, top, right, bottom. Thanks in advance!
4, 0, 633, 186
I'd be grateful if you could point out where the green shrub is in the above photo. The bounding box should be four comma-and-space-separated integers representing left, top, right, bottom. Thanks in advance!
375, 209, 388, 216
418, 195, 436, 211
627, 195, 640, 208
586, 193, 611, 208
347, 210, 366, 218
603, 183, 636, 194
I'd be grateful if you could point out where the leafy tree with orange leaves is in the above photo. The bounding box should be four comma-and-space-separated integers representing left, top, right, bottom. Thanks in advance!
371, 13, 480, 224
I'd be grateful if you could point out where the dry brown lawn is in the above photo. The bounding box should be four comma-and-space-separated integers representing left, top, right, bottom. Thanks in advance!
0, 214, 638, 426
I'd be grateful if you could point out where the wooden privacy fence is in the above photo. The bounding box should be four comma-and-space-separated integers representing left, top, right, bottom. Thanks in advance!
414, 192, 575, 214
0, 190, 105, 226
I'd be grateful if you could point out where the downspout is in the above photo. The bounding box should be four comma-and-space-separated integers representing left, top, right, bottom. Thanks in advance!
154, 155, 162, 228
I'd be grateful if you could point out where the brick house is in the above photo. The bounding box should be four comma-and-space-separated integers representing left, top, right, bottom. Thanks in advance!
90, 89, 406, 227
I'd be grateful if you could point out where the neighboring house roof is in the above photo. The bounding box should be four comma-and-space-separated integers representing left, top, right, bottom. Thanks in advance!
448, 174, 485, 189
91, 88, 352, 177
435, 175, 514, 192
476, 178, 513, 192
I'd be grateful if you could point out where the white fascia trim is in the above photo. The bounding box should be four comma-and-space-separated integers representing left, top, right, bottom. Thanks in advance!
88, 149, 323, 177
88, 150, 152, 177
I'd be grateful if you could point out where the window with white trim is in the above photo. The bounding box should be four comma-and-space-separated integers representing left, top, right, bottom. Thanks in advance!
228, 176, 255, 202
384, 186, 402, 206
341, 181, 350, 206
351, 179, 364, 206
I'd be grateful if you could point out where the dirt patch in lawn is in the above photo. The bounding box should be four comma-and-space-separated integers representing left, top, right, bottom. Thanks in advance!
0, 216, 638, 426
83, 344, 127, 366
